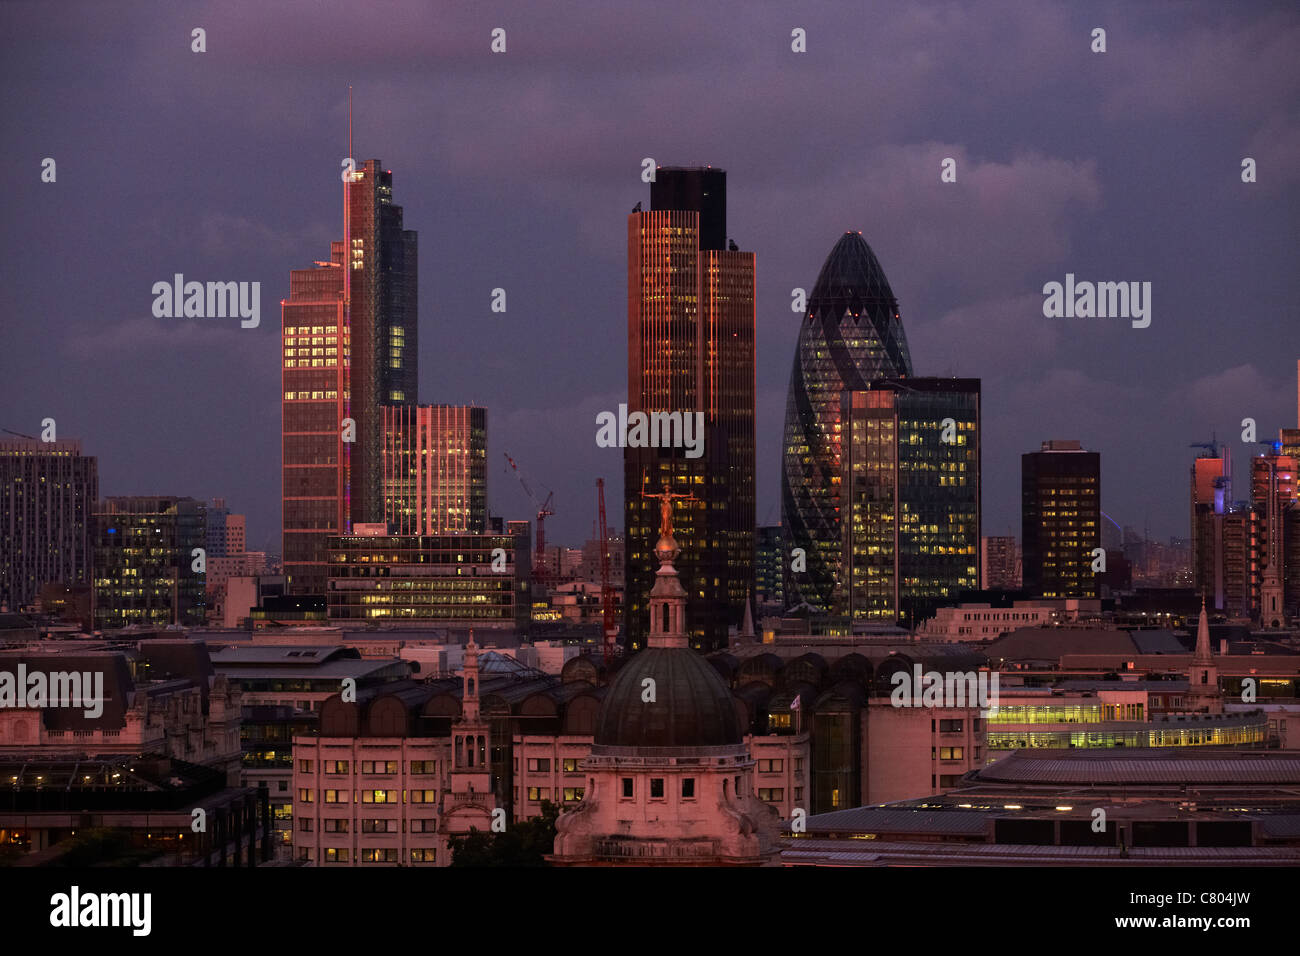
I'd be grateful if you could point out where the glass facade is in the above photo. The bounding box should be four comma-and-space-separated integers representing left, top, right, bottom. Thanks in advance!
755, 524, 784, 607
986, 701, 1267, 749
1021, 442, 1101, 599
382, 405, 487, 535
283, 160, 418, 595
838, 379, 980, 626
624, 172, 755, 652
92, 496, 207, 629
326, 532, 527, 629
781, 233, 912, 613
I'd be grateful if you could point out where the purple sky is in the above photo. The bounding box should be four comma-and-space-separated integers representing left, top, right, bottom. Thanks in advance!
2, 0, 1298, 553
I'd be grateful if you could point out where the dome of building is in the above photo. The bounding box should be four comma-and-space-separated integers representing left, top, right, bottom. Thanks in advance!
594, 646, 741, 748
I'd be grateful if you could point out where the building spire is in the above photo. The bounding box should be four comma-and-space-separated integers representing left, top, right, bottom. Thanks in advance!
1194, 595, 1212, 663
463, 628, 480, 720
646, 498, 690, 650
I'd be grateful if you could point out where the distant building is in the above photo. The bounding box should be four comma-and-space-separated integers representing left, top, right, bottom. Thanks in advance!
916, 600, 1055, 641
1191, 448, 1231, 606
755, 525, 784, 608
578, 531, 624, 589
205, 499, 245, 557
325, 532, 529, 632
1021, 440, 1100, 599
0, 438, 97, 613
980, 536, 1020, 590
1250, 451, 1295, 626
207, 551, 270, 619
1193, 443, 1298, 623
382, 405, 487, 535
222, 573, 284, 627
93, 496, 207, 630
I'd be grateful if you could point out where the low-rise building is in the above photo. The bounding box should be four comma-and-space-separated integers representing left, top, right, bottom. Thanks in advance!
782, 749, 1300, 866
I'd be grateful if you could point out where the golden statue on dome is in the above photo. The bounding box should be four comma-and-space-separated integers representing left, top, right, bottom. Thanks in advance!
640, 475, 697, 539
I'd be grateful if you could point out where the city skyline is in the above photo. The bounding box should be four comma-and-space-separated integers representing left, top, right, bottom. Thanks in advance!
4, 1, 1297, 554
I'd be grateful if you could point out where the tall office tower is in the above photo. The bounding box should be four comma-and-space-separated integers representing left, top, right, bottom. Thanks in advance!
0, 438, 98, 613
1191, 449, 1231, 608
383, 405, 487, 534
624, 166, 755, 652
838, 379, 980, 626
1250, 450, 1295, 625
1281, 360, 1300, 462
282, 244, 347, 594
1286, 506, 1300, 619
282, 158, 418, 594
755, 525, 785, 608
981, 536, 1020, 590
781, 232, 913, 613
1220, 507, 1254, 617
93, 496, 207, 630
346, 160, 419, 521
1021, 440, 1101, 599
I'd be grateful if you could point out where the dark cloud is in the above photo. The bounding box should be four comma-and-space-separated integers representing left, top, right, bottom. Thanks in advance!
1, 0, 1297, 553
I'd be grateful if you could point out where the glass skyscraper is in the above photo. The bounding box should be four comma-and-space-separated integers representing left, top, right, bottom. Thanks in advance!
838, 379, 981, 626
1021, 441, 1101, 599
624, 167, 755, 652
781, 232, 913, 612
382, 404, 487, 534
282, 160, 418, 594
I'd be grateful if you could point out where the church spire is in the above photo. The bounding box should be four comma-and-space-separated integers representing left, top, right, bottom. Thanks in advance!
463, 628, 480, 721
1194, 595, 1212, 664
740, 591, 755, 640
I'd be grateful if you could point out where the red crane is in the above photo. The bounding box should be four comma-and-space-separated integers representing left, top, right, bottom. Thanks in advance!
504, 453, 555, 586
596, 478, 618, 664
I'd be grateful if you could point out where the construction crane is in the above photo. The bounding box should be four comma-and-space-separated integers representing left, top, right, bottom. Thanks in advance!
1189, 435, 1219, 457
596, 478, 617, 664
503, 452, 555, 586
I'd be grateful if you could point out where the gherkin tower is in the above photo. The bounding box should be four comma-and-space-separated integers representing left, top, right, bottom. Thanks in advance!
781, 232, 912, 611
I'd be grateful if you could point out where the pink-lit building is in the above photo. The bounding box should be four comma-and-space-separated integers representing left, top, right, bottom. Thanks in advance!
382, 404, 486, 535
290, 638, 498, 866
550, 516, 782, 865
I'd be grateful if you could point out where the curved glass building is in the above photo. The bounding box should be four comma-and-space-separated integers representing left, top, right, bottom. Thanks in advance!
781, 231, 912, 611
